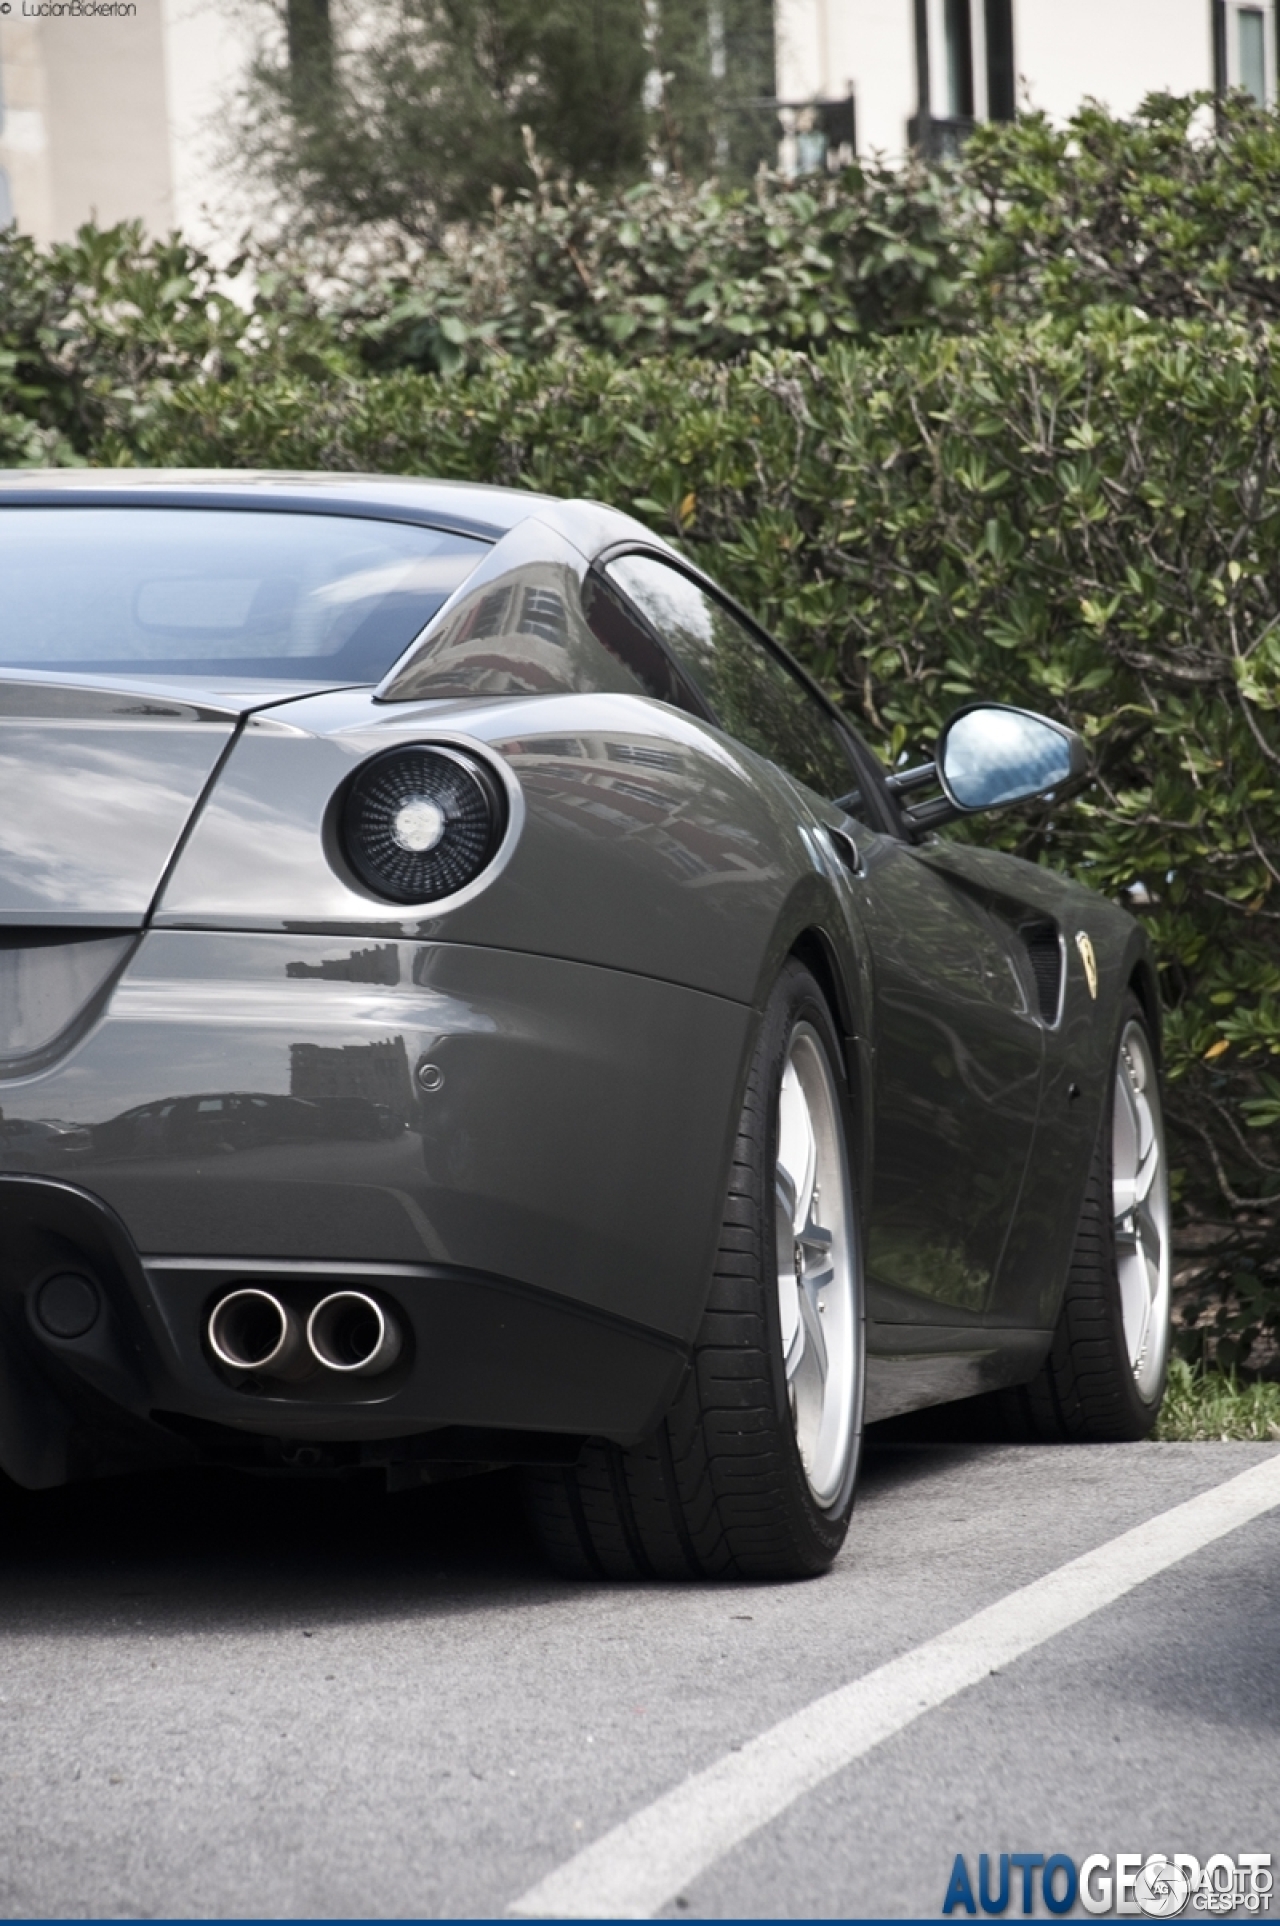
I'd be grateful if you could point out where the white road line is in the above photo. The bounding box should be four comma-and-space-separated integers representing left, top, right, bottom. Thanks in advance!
509, 1452, 1280, 1920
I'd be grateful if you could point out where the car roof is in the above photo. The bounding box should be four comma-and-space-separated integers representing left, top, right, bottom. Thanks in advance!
0, 469, 668, 555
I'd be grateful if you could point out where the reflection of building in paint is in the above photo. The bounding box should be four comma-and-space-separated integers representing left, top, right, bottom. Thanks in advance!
504, 732, 780, 889
290, 1035, 414, 1128
396, 577, 580, 696
391, 563, 655, 704
286, 946, 401, 986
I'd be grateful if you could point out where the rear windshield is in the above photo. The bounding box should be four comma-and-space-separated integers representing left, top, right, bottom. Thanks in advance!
0, 507, 488, 681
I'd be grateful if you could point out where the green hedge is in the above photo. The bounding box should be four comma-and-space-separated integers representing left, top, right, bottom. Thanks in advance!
347, 92, 1280, 373
79, 311, 1280, 1360
0, 225, 349, 468
10, 90, 1280, 438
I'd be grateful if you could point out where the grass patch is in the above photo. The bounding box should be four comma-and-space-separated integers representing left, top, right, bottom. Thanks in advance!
1155, 1358, 1280, 1441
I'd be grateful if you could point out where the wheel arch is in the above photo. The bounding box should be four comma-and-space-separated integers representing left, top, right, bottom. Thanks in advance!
788, 925, 855, 1041
784, 923, 874, 1221
1126, 955, 1163, 1063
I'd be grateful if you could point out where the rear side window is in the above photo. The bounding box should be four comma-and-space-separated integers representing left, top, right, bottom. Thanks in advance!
580, 570, 707, 714
0, 507, 488, 681
604, 552, 860, 804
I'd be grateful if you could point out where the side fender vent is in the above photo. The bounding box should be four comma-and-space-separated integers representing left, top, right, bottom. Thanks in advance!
1021, 921, 1064, 1026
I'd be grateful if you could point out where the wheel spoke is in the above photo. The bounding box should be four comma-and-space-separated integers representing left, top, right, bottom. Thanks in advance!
1112, 1073, 1141, 1207
776, 1065, 816, 1234
1119, 1260, 1153, 1372
1109, 1019, 1171, 1395
783, 1294, 806, 1378
1114, 1105, 1164, 1278
772, 1022, 859, 1506
1135, 1190, 1164, 1272
1133, 1133, 1159, 1202
775, 1168, 801, 1363
1115, 1135, 1160, 1223
792, 1272, 829, 1397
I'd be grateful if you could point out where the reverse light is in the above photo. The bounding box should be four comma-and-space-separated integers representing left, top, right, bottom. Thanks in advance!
341, 744, 507, 904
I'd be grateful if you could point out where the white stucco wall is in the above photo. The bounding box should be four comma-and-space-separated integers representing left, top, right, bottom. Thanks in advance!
0, 0, 252, 245
0, 16, 55, 241
161, 0, 255, 245
1014, 0, 1213, 118
775, 0, 917, 154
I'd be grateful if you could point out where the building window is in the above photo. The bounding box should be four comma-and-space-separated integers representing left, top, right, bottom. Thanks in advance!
1214, 0, 1276, 106
912, 0, 1015, 154
943, 0, 975, 118
1238, 6, 1267, 99
784, 94, 856, 175
0, 170, 11, 230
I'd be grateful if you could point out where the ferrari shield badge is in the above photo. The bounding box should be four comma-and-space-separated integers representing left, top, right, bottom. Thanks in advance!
1075, 930, 1099, 1000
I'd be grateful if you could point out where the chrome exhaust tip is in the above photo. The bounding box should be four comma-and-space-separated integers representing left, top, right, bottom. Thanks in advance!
306, 1291, 401, 1376
208, 1288, 310, 1380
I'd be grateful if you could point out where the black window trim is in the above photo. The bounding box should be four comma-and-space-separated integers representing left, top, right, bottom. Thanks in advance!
591, 541, 907, 839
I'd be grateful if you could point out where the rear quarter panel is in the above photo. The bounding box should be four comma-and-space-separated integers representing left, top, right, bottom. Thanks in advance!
154, 687, 858, 1015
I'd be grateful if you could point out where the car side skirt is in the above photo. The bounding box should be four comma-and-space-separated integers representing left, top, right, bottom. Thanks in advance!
864, 1322, 1053, 1424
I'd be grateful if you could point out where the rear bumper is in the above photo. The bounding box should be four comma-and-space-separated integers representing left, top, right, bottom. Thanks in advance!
0, 932, 752, 1485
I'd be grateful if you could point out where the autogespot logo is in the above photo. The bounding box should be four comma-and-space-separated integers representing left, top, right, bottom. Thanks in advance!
943, 1851, 1274, 1916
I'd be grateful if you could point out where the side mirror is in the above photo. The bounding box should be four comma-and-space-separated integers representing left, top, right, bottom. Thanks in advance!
936, 703, 1087, 814
886, 703, 1089, 829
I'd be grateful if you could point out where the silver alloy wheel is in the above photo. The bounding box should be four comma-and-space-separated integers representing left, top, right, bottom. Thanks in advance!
1112, 1018, 1171, 1401
774, 1022, 860, 1507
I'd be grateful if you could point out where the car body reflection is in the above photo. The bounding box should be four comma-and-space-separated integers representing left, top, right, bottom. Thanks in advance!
0, 1116, 93, 1167
91, 1090, 402, 1161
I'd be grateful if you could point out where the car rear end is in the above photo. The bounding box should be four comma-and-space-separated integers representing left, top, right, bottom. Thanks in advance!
0, 478, 777, 1489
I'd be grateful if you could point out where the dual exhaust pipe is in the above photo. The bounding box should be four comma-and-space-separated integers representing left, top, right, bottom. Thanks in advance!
208, 1288, 401, 1381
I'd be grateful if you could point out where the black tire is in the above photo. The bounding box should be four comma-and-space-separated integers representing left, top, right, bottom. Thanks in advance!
522, 960, 866, 1580
1005, 993, 1171, 1442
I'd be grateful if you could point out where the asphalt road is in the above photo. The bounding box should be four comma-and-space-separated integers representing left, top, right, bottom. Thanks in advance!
0, 1437, 1276, 1919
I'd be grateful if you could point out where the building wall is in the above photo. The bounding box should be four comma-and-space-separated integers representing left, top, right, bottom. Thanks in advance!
775, 0, 916, 156
1014, 0, 1213, 119
0, 0, 251, 247
160, 0, 255, 244
0, 13, 55, 239
1, 0, 1276, 242
45, 5, 175, 235
775, 0, 1275, 161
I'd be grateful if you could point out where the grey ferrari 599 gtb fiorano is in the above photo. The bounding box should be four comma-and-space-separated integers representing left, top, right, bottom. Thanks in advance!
0, 471, 1170, 1579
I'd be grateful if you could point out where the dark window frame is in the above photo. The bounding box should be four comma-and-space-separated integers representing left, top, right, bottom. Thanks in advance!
984, 0, 1016, 121
589, 542, 907, 839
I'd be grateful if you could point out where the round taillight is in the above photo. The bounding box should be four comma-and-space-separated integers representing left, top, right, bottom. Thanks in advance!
341, 745, 506, 904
